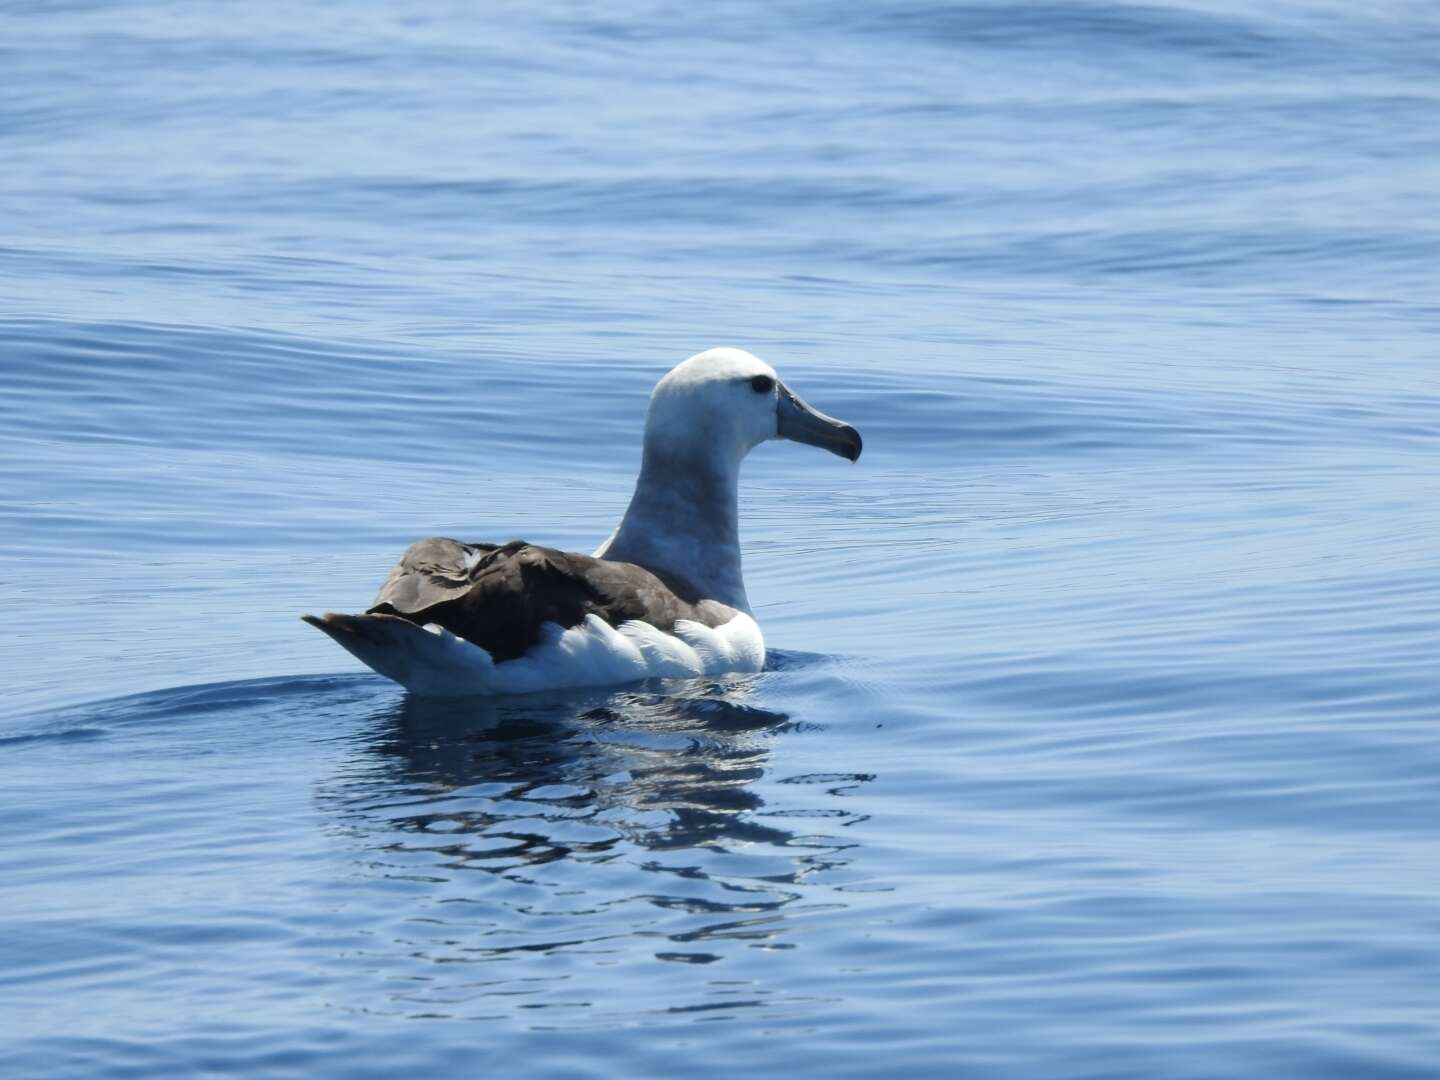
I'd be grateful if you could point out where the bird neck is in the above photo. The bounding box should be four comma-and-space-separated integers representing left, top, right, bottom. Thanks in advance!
596, 438, 749, 611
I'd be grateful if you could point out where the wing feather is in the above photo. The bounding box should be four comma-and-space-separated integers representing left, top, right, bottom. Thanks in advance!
366, 539, 733, 663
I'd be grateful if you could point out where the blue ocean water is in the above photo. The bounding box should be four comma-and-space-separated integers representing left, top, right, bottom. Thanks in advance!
3, 1, 1439, 1076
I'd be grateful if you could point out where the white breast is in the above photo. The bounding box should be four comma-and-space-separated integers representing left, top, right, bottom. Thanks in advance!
391, 612, 766, 697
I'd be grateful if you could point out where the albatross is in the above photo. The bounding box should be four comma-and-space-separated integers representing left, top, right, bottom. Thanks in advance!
303, 347, 861, 697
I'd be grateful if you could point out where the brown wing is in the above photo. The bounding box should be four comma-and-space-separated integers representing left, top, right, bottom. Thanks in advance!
371, 537, 499, 612
367, 539, 732, 663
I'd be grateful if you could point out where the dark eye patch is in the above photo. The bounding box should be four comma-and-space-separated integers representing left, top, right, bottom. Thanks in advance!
750, 374, 775, 393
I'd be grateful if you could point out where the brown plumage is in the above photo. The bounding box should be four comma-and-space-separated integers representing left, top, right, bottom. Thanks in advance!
363, 538, 736, 663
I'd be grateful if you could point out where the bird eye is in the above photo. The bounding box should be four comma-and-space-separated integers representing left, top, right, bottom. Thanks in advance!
750, 375, 775, 394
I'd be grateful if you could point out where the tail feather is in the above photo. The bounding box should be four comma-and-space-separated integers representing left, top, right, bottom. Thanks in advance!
301, 612, 496, 697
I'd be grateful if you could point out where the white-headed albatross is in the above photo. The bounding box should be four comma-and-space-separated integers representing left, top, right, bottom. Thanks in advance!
303, 347, 861, 697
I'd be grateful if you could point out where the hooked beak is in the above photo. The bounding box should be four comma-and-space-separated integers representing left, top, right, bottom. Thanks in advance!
776, 381, 862, 462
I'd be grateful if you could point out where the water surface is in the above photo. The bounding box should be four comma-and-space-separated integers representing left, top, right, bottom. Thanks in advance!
3, 2, 1439, 1076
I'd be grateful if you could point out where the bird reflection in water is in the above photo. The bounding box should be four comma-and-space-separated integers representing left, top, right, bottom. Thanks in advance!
318, 671, 871, 996
355, 676, 803, 857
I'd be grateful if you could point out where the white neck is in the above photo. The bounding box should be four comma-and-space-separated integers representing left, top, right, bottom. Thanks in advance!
594, 435, 750, 611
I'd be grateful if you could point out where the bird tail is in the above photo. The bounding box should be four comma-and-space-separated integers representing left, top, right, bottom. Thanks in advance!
301, 611, 497, 697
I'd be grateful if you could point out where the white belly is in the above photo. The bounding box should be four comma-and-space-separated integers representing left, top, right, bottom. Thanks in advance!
362, 612, 766, 698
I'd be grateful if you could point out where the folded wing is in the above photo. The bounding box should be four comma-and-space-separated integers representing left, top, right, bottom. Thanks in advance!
367, 538, 732, 662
